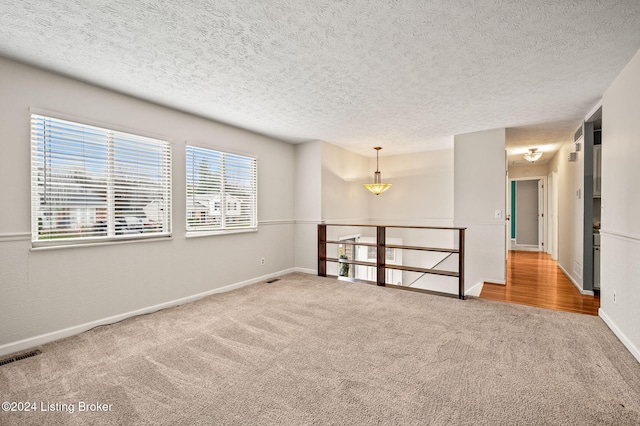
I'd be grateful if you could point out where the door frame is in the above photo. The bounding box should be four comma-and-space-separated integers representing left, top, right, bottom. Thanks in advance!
508, 176, 548, 252
547, 170, 559, 260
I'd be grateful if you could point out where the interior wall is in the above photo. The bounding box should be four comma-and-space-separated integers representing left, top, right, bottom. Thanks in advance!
599, 47, 640, 362
320, 142, 370, 223
368, 149, 454, 227
0, 57, 296, 355
454, 128, 507, 294
548, 133, 584, 290
294, 141, 322, 272
508, 163, 549, 179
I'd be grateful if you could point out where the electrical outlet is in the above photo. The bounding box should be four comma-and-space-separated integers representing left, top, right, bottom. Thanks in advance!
260, 257, 265, 266
613, 291, 617, 304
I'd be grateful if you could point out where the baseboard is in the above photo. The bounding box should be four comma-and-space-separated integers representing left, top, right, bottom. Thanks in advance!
465, 281, 486, 297
510, 244, 540, 252
558, 263, 594, 296
293, 267, 317, 275
599, 308, 640, 364
0, 268, 297, 358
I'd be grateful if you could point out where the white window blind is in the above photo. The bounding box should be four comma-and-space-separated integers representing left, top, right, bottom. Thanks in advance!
31, 114, 172, 244
186, 145, 257, 232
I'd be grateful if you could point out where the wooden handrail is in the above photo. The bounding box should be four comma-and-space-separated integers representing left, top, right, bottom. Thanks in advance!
318, 223, 466, 230
318, 224, 466, 300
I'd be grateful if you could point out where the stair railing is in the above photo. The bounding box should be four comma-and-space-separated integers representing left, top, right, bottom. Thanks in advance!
318, 224, 466, 300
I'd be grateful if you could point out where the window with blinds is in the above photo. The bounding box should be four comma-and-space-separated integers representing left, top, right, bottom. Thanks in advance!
31, 114, 172, 244
186, 145, 257, 232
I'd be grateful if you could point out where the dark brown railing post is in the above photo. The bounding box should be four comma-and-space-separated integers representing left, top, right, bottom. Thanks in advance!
318, 224, 327, 277
376, 226, 386, 286
458, 228, 465, 300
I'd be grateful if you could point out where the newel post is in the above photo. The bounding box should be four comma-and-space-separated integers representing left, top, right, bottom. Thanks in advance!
458, 228, 466, 300
376, 226, 386, 286
318, 224, 327, 277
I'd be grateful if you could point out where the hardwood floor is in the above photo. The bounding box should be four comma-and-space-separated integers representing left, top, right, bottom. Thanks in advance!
480, 250, 600, 316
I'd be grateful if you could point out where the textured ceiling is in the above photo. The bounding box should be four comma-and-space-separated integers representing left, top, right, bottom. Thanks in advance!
1, 1, 639, 159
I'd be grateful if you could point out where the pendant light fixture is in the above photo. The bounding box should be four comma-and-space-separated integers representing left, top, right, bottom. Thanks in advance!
524, 148, 542, 163
363, 147, 392, 195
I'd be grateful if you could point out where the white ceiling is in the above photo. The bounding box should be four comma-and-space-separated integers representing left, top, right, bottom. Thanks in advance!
1, 1, 639, 160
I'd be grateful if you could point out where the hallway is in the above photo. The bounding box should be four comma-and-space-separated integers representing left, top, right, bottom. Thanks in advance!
480, 251, 600, 316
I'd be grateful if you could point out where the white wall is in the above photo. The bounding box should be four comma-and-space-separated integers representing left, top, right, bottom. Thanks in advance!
508, 163, 549, 179
548, 135, 584, 290
293, 141, 322, 272
321, 142, 370, 223
454, 128, 507, 294
0, 58, 296, 356
599, 47, 640, 362
368, 149, 454, 227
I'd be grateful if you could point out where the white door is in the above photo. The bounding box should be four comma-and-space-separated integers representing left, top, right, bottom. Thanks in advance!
505, 152, 510, 275
538, 179, 545, 252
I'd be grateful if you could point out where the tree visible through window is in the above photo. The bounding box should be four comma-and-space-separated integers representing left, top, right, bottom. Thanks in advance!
186, 145, 257, 232
31, 114, 172, 243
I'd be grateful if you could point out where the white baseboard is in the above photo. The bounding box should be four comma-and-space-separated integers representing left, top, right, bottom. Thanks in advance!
467, 279, 506, 297
0, 268, 297, 358
558, 264, 594, 296
599, 309, 640, 364
293, 267, 317, 275
510, 243, 540, 252
465, 281, 486, 297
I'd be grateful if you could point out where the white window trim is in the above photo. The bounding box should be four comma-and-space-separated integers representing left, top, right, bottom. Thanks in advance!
29, 107, 170, 143
30, 112, 173, 246
185, 143, 258, 236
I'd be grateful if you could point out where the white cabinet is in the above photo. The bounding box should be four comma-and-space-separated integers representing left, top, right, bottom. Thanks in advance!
594, 145, 602, 197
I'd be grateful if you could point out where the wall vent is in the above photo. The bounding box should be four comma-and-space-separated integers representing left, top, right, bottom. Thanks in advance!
574, 125, 583, 142
0, 349, 42, 367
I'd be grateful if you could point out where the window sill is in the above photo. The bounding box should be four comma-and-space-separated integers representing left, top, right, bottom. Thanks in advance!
185, 228, 258, 238
30, 234, 173, 251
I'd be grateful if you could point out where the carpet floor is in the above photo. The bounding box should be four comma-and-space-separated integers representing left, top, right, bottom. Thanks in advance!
1, 273, 639, 425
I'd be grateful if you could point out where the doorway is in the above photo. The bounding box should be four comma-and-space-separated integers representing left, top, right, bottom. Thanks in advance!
335, 235, 402, 284
508, 177, 546, 252
548, 170, 559, 260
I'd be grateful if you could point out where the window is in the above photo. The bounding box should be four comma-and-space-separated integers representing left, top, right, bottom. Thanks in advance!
186, 145, 257, 232
367, 246, 396, 262
31, 114, 172, 244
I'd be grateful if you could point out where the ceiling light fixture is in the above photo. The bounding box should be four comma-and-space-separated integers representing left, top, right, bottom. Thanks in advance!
523, 148, 543, 163
363, 147, 392, 195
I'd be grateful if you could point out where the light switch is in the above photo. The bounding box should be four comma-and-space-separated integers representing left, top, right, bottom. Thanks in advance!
495, 210, 503, 219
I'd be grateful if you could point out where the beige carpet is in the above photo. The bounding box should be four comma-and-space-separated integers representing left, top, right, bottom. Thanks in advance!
1, 273, 639, 425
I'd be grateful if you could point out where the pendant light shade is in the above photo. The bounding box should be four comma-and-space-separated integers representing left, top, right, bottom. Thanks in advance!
524, 148, 542, 163
363, 147, 392, 195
